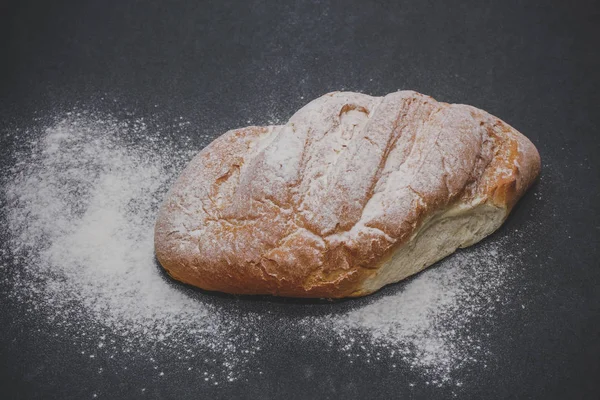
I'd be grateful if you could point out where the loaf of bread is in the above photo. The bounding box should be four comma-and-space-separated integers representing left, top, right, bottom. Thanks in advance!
154, 91, 540, 298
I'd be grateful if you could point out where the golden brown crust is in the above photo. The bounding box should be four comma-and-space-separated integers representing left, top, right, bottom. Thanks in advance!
154, 91, 541, 298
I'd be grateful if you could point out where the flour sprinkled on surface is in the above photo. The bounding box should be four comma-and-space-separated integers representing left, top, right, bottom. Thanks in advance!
1, 110, 524, 388
3, 113, 260, 383
321, 240, 517, 386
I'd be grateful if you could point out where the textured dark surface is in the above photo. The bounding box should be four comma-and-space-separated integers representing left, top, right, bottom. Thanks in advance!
1, 0, 599, 399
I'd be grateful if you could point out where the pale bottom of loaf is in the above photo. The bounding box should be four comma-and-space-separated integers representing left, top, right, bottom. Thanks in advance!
357, 203, 507, 296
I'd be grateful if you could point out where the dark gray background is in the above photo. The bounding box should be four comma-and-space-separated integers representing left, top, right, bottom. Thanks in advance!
1, 0, 599, 399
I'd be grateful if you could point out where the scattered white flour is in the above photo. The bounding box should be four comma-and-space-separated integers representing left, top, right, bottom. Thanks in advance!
2, 112, 261, 383
320, 240, 517, 386
1, 110, 525, 388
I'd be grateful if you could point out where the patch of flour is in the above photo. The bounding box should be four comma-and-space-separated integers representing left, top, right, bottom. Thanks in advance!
2, 112, 260, 383
318, 240, 518, 387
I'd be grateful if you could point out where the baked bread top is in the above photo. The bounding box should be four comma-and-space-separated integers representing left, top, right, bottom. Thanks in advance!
154, 91, 540, 298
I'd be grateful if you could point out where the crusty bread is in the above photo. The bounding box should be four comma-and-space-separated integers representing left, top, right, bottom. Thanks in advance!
154, 91, 540, 298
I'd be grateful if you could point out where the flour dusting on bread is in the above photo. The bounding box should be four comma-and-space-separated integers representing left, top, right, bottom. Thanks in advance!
155, 91, 540, 297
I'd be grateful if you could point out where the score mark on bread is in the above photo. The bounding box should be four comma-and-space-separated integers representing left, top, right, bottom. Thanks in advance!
154, 91, 540, 298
